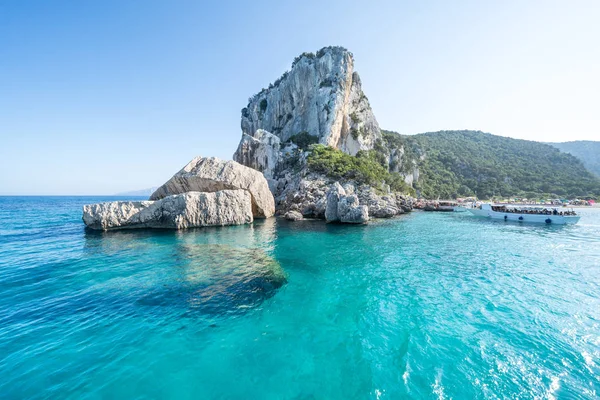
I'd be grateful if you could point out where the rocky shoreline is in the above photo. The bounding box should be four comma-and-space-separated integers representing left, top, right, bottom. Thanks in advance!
231, 46, 416, 222
83, 46, 415, 231
83, 157, 274, 231
83, 190, 253, 230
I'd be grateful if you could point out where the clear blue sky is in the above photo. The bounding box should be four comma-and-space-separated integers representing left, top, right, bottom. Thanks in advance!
1, 0, 599, 195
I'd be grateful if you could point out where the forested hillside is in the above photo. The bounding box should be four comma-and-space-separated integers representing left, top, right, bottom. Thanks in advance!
388, 131, 600, 199
550, 141, 600, 177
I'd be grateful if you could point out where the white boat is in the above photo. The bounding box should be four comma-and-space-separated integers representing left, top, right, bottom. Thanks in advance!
455, 198, 478, 212
454, 203, 475, 212
468, 204, 580, 225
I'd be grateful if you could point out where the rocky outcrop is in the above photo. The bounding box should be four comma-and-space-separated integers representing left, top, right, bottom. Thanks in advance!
233, 129, 281, 181
337, 195, 369, 224
237, 46, 381, 161
82, 156, 276, 230
277, 174, 329, 219
232, 46, 416, 221
278, 175, 412, 221
83, 191, 253, 231
325, 182, 345, 222
150, 157, 275, 218
356, 187, 400, 218
325, 182, 369, 223
284, 210, 303, 221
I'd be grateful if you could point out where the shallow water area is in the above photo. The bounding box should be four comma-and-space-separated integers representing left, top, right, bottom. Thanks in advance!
1, 197, 600, 399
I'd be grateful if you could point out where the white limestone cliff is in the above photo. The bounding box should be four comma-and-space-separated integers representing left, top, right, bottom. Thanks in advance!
237, 46, 381, 159
233, 129, 281, 181
231, 46, 415, 222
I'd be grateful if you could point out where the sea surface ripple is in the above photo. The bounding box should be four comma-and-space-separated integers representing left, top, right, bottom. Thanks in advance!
1, 196, 599, 399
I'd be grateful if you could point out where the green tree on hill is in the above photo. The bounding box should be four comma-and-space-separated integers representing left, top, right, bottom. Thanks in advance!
399, 131, 600, 199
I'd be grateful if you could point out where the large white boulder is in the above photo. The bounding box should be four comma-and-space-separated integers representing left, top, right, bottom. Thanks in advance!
83, 190, 253, 231
150, 157, 275, 218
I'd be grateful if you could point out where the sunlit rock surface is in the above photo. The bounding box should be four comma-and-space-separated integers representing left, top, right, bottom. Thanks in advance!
151, 156, 275, 218
232, 46, 415, 219
83, 191, 253, 230
233, 129, 281, 181
238, 46, 381, 156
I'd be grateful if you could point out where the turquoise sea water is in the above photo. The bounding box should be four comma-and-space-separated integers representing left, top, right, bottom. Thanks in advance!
1, 196, 599, 399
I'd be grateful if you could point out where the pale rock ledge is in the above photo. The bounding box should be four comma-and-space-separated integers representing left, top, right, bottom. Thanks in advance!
83, 190, 253, 231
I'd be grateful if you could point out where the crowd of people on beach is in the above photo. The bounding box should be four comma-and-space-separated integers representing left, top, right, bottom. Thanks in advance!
491, 206, 577, 216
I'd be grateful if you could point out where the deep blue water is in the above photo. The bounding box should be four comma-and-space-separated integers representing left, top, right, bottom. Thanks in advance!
1, 196, 599, 399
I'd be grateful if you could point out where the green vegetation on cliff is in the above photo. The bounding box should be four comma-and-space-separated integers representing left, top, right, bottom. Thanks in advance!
307, 145, 415, 195
305, 131, 599, 200
391, 131, 600, 199
286, 131, 319, 150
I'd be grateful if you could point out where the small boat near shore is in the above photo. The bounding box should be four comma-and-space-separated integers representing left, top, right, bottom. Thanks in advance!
468, 204, 580, 225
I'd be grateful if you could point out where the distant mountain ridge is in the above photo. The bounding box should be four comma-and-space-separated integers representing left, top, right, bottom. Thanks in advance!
549, 141, 600, 177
